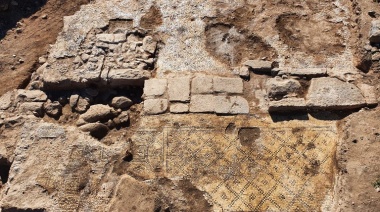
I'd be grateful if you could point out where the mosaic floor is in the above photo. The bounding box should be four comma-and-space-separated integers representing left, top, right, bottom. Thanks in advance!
129, 120, 337, 211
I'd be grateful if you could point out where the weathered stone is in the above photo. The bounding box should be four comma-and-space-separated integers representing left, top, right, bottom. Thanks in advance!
0, 91, 14, 110
357, 84, 378, 106
189, 95, 215, 113
268, 98, 307, 112
278, 68, 327, 77
191, 76, 213, 94
69, 94, 79, 108
143, 79, 167, 98
213, 77, 243, 94
306, 77, 366, 110
144, 99, 168, 115
79, 104, 117, 123
168, 77, 191, 102
266, 78, 301, 99
110, 96, 133, 109
96, 34, 126, 43
43, 100, 62, 117
75, 97, 90, 113
118, 111, 130, 124
170, 103, 189, 113
19, 102, 44, 117
238, 66, 250, 78
142, 36, 157, 54
214, 96, 249, 114
243, 60, 273, 71
79, 123, 109, 139
370, 20, 380, 43
107, 69, 151, 87
16, 90, 47, 102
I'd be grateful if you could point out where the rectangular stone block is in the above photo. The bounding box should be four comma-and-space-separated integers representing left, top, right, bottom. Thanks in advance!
213, 77, 243, 94
189, 95, 215, 113
170, 103, 189, 114
191, 76, 213, 94
143, 79, 167, 98
243, 60, 273, 71
214, 96, 249, 114
268, 98, 306, 112
358, 84, 378, 106
370, 20, 380, 43
144, 99, 168, 115
168, 77, 191, 102
278, 68, 327, 77
107, 69, 151, 87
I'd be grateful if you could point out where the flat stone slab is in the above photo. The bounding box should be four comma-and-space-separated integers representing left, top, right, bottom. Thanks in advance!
189, 95, 216, 113
214, 96, 249, 114
144, 99, 168, 115
243, 60, 273, 71
266, 78, 301, 99
107, 69, 151, 87
213, 77, 243, 94
278, 68, 327, 77
144, 79, 167, 98
168, 77, 191, 102
306, 77, 366, 110
370, 20, 380, 43
16, 90, 47, 102
96, 34, 126, 43
170, 103, 189, 113
268, 98, 306, 112
191, 76, 213, 94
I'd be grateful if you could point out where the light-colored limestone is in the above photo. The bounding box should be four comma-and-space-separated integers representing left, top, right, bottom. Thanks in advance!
107, 69, 151, 87
278, 68, 327, 77
110, 96, 133, 109
79, 104, 117, 123
170, 103, 189, 113
16, 90, 47, 102
214, 96, 249, 114
191, 76, 213, 94
370, 20, 380, 43
96, 34, 126, 43
168, 77, 191, 102
144, 99, 168, 115
357, 84, 378, 106
244, 60, 273, 71
213, 77, 243, 94
144, 79, 167, 98
268, 98, 306, 112
306, 77, 366, 110
189, 95, 215, 113
266, 78, 301, 99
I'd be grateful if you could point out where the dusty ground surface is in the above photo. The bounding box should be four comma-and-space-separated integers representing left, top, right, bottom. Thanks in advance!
0, 0, 380, 211
0, 0, 91, 96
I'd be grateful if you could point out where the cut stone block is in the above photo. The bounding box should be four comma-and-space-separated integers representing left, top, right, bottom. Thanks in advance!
213, 77, 243, 94
96, 34, 126, 43
170, 103, 189, 113
214, 96, 249, 114
243, 60, 273, 72
306, 77, 366, 110
191, 76, 213, 94
357, 84, 378, 106
268, 98, 306, 112
143, 79, 167, 98
189, 95, 216, 113
278, 68, 327, 77
168, 77, 191, 102
107, 69, 151, 87
370, 20, 380, 43
144, 99, 168, 115
19, 102, 44, 116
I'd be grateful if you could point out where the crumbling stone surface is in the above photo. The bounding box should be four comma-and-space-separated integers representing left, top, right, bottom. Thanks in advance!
268, 98, 306, 112
144, 99, 168, 115
266, 78, 301, 99
277, 68, 327, 77
306, 77, 366, 110
43, 100, 62, 117
170, 103, 189, 114
370, 20, 380, 43
16, 90, 47, 102
244, 60, 273, 72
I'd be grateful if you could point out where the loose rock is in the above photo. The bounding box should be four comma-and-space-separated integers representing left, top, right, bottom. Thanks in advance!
110, 96, 133, 110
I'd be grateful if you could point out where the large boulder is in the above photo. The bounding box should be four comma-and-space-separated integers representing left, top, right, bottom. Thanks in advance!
78, 104, 118, 123
306, 77, 366, 110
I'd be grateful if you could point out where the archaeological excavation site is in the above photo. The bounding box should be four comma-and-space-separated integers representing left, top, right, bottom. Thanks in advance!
1, 0, 380, 211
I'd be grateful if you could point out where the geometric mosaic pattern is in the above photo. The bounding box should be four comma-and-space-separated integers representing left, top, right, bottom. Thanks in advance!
129, 126, 336, 211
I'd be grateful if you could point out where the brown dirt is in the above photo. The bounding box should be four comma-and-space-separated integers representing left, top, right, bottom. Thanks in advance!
140, 6, 163, 30
334, 108, 380, 211
0, 0, 91, 96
